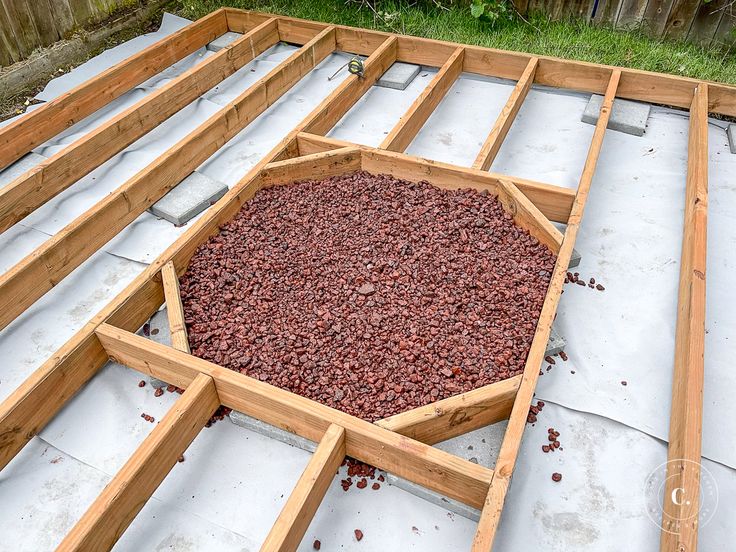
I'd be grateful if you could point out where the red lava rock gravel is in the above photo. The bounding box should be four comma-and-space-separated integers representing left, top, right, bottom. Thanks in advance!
313, 540, 321, 550
354, 529, 364, 542
552, 472, 562, 482
180, 172, 556, 421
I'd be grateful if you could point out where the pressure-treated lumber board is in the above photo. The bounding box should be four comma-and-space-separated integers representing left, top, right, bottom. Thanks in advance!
262, 424, 346, 552
161, 261, 190, 354
259, 147, 362, 187
57, 372, 220, 551
96, 324, 494, 509
0, 26, 337, 332
380, 47, 464, 152
660, 83, 708, 552
225, 10, 736, 117
471, 70, 621, 551
0, 10, 228, 171
376, 375, 520, 445
302, 36, 398, 136
0, 18, 280, 235
473, 57, 538, 172
360, 147, 575, 223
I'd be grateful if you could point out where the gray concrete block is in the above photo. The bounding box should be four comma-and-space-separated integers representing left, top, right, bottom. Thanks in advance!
376, 62, 421, 91
582, 94, 650, 137
149, 171, 228, 226
229, 410, 317, 452
0, 152, 45, 188
386, 473, 481, 521
728, 124, 736, 154
568, 248, 581, 269
144, 309, 170, 388
546, 325, 566, 356
207, 31, 242, 52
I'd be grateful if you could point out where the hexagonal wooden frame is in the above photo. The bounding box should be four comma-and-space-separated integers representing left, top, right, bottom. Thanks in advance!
0, 8, 714, 552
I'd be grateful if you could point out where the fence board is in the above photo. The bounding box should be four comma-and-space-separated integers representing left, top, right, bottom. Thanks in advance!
616, 0, 651, 28
663, 0, 702, 39
688, 0, 727, 46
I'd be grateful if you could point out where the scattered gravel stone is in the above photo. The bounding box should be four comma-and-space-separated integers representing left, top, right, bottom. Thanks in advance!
313, 540, 321, 550
552, 472, 562, 482
181, 172, 556, 421
354, 529, 364, 541
138, 380, 146, 388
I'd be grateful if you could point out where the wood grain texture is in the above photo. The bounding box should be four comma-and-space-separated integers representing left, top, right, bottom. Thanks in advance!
0, 18, 279, 234
375, 375, 520, 445
261, 424, 346, 551
57, 373, 220, 551
0, 26, 337, 332
161, 261, 190, 354
380, 46, 464, 152
473, 57, 538, 172
96, 324, 495, 509
0, 9, 228, 171
260, 147, 362, 187
660, 83, 708, 552
471, 70, 621, 551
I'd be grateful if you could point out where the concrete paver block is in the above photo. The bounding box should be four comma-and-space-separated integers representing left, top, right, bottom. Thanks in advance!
568, 248, 581, 269
728, 124, 736, 154
386, 473, 481, 521
149, 171, 228, 226
207, 31, 242, 52
376, 62, 421, 91
0, 152, 46, 188
144, 309, 170, 388
229, 410, 317, 452
546, 325, 566, 356
582, 94, 650, 137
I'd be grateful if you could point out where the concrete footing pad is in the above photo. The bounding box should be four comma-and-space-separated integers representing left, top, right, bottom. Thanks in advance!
386, 473, 482, 521
144, 309, 171, 389
149, 171, 228, 226
207, 31, 242, 52
728, 124, 736, 154
568, 248, 581, 269
229, 410, 318, 452
376, 62, 421, 90
546, 325, 566, 356
582, 95, 650, 136
0, 152, 46, 187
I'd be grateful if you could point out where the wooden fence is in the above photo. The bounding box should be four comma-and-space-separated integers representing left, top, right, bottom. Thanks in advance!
519, 0, 736, 47
0, 0, 143, 67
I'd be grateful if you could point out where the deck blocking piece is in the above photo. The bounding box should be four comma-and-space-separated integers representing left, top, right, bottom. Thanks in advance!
207, 31, 243, 52
376, 62, 421, 90
582, 94, 650, 136
229, 410, 318, 453
0, 9, 723, 551
148, 171, 228, 225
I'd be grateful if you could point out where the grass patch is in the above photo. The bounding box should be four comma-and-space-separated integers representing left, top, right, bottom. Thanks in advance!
178, 0, 736, 84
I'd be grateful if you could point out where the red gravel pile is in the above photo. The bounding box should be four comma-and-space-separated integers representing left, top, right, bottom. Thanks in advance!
180, 171, 556, 421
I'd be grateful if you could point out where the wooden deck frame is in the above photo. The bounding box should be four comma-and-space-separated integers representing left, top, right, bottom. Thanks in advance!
0, 8, 719, 551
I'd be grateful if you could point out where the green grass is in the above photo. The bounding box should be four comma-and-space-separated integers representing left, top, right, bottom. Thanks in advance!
177, 0, 736, 84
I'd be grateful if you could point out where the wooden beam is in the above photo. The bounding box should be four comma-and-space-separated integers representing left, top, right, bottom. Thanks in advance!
660, 83, 708, 552
296, 133, 354, 156
360, 147, 576, 223
0, 10, 229, 171
0, 26, 337, 332
262, 424, 346, 552
95, 324, 494, 509
473, 57, 538, 172
57, 372, 219, 551
0, 18, 280, 234
380, 47, 464, 152
302, 36, 398, 136
471, 70, 621, 551
161, 261, 190, 354
259, 147, 362, 187
375, 375, 520, 445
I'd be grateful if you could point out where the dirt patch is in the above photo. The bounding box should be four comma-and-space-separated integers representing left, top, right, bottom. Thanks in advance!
180, 171, 556, 422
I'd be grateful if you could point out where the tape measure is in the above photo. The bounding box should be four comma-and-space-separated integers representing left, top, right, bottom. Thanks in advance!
347, 57, 364, 77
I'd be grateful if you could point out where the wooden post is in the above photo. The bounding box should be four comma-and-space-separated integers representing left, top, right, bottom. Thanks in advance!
161, 261, 190, 354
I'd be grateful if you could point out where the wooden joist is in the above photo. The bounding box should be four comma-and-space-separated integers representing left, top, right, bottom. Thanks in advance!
57, 372, 220, 551
261, 424, 346, 551
0, 18, 280, 234
0, 10, 229, 171
375, 375, 520, 445
473, 57, 538, 172
380, 47, 465, 152
96, 324, 494, 509
660, 83, 708, 552
161, 261, 190, 354
471, 70, 621, 551
0, 26, 337, 332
